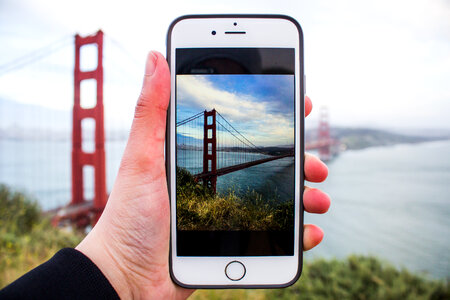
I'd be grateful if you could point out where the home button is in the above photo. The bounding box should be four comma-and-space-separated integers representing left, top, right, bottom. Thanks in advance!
225, 261, 246, 281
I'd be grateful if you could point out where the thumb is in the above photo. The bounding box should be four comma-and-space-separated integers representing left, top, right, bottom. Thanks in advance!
121, 51, 170, 172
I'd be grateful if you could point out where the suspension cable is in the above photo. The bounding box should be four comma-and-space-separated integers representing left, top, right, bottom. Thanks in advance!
0, 35, 72, 77
216, 111, 264, 152
176, 111, 203, 127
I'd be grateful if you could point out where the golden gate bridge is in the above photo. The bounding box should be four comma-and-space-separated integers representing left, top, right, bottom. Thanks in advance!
0, 30, 338, 228
177, 109, 295, 193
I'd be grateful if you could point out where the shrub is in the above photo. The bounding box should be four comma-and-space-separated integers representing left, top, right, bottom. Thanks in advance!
0, 184, 84, 288
192, 256, 449, 299
176, 168, 294, 231
0, 185, 40, 235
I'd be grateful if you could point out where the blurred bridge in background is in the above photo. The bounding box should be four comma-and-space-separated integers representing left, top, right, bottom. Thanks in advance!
305, 107, 339, 161
0, 30, 139, 228
0, 30, 338, 229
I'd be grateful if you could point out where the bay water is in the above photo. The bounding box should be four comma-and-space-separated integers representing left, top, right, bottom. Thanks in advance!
1, 138, 449, 278
305, 140, 450, 279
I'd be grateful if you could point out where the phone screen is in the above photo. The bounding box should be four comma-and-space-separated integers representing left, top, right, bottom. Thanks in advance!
176, 48, 295, 256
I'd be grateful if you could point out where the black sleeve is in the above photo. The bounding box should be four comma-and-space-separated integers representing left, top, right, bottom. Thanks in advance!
0, 248, 120, 300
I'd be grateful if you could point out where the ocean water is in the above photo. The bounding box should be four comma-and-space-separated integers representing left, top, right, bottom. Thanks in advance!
216, 155, 294, 203
1, 138, 449, 278
305, 140, 450, 279
0, 139, 126, 210
177, 149, 295, 202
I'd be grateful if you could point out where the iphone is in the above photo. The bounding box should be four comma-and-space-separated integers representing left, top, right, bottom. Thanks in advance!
166, 14, 305, 288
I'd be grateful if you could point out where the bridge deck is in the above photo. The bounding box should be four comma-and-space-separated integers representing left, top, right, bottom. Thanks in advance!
194, 153, 294, 179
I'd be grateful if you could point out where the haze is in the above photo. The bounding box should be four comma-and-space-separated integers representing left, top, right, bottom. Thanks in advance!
1, 0, 449, 131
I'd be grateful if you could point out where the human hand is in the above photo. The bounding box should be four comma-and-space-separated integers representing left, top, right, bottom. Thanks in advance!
76, 51, 330, 299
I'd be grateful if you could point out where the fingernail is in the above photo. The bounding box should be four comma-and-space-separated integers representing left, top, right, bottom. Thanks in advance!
145, 51, 157, 76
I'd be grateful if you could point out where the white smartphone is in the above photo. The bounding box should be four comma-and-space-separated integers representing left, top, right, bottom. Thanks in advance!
166, 14, 305, 288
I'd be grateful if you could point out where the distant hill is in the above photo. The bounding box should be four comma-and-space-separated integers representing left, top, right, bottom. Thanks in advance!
329, 127, 449, 150
176, 133, 200, 146
0, 98, 71, 140
0, 98, 71, 130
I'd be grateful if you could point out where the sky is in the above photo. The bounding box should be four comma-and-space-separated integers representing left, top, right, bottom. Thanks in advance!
177, 75, 295, 146
0, 0, 449, 132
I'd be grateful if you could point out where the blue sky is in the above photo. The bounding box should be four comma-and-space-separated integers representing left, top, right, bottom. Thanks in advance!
177, 75, 295, 146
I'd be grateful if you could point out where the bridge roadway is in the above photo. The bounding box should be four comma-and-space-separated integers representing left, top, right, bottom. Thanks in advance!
194, 153, 294, 180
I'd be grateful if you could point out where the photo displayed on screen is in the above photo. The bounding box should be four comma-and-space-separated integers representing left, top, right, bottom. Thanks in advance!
175, 48, 296, 256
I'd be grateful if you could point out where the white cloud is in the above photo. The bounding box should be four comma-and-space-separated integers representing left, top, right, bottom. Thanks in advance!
177, 75, 294, 146
178, 75, 267, 121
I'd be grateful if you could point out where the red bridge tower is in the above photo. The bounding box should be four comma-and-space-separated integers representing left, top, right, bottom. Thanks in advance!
72, 30, 106, 226
203, 109, 217, 192
318, 107, 331, 161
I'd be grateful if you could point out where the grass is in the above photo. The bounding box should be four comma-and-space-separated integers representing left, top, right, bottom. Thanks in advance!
191, 256, 449, 299
176, 167, 294, 231
1, 183, 449, 299
0, 184, 84, 288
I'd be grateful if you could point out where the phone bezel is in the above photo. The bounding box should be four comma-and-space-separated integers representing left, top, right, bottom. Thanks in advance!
166, 14, 305, 288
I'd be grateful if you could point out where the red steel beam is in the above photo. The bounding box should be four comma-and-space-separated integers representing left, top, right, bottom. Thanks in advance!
71, 30, 106, 226
195, 153, 293, 180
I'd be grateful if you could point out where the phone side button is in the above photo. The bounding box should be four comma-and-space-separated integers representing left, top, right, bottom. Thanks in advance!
225, 261, 246, 281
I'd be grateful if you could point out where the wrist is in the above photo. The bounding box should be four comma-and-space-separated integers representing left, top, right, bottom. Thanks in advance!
76, 225, 136, 299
